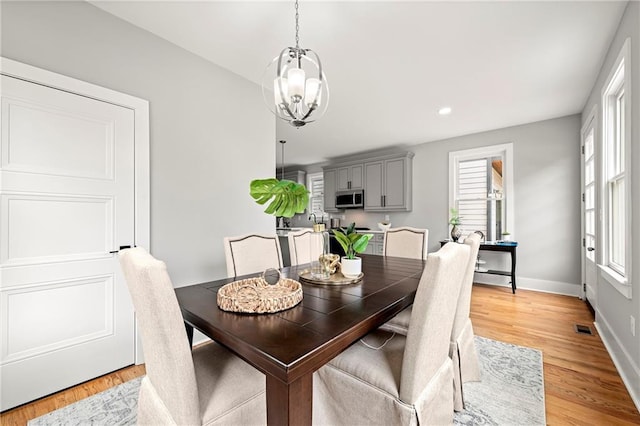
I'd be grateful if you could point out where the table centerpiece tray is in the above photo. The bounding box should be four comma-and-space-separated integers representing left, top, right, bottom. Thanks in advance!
298, 270, 364, 286
217, 272, 302, 314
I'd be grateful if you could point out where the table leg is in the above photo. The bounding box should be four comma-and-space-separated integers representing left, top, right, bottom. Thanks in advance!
184, 322, 194, 348
266, 373, 312, 426
511, 248, 517, 294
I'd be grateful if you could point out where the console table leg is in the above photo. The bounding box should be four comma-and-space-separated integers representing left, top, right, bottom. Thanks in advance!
511, 249, 517, 294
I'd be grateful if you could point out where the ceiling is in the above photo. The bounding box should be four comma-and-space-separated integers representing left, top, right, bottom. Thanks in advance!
90, 0, 627, 167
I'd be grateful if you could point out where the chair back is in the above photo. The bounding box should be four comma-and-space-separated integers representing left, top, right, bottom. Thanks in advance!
399, 242, 470, 403
451, 233, 482, 338
223, 234, 283, 277
288, 228, 323, 265
383, 227, 429, 260
119, 247, 200, 425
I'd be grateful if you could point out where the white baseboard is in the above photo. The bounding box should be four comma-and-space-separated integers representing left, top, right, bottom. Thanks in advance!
594, 311, 640, 412
473, 274, 580, 297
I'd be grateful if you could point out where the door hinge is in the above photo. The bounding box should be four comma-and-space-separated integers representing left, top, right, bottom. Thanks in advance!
581, 145, 585, 155
582, 193, 585, 202
583, 283, 586, 292
582, 238, 586, 247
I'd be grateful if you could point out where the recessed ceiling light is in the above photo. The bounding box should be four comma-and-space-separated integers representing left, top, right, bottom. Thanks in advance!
438, 107, 452, 115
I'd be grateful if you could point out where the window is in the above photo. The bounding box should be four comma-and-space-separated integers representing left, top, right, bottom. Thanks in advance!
449, 143, 514, 241
307, 172, 324, 214
600, 38, 631, 294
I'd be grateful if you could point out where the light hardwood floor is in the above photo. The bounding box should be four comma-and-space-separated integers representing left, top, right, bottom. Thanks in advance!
1, 284, 639, 425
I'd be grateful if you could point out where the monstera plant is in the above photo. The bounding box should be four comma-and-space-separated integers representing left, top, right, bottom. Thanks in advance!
250, 178, 309, 218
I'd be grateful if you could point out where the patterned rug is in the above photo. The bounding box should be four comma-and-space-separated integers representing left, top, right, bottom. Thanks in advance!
29, 336, 544, 425
454, 336, 545, 425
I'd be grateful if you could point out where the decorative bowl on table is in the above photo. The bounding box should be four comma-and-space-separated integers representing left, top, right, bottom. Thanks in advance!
217, 269, 302, 314
378, 222, 391, 231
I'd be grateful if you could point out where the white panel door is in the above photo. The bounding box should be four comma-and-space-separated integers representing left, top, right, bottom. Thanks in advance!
0, 75, 135, 410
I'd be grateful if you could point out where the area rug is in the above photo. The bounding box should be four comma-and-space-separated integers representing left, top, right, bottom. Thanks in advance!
29, 336, 544, 425
454, 336, 545, 425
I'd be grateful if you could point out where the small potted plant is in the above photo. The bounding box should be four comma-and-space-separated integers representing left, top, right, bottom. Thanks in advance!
502, 231, 512, 241
332, 223, 373, 278
449, 207, 462, 242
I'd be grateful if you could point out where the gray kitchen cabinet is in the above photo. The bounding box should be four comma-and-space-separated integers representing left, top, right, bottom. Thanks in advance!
323, 168, 338, 212
364, 153, 413, 211
337, 164, 364, 190
283, 170, 306, 185
364, 233, 385, 255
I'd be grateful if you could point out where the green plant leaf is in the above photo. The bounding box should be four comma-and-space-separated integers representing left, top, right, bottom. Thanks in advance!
352, 234, 373, 253
250, 178, 309, 218
332, 230, 351, 256
332, 227, 372, 259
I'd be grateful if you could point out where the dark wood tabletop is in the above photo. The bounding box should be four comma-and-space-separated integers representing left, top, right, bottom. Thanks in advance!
175, 254, 425, 426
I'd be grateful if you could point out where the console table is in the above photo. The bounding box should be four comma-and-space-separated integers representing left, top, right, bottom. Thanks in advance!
441, 240, 517, 293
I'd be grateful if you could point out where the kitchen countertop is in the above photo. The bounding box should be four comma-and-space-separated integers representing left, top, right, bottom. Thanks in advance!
276, 227, 384, 237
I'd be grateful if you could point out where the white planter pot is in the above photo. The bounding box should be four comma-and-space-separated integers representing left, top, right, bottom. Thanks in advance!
341, 257, 362, 278
502, 234, 512, 241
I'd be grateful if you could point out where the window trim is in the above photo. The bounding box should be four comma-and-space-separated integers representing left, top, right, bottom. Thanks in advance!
306, 171, 324, 214
599, 37, 632, 298
449, 143, 514, 238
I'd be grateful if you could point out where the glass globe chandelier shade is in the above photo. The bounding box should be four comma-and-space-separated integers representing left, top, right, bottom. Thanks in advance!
261, 1, 329, 128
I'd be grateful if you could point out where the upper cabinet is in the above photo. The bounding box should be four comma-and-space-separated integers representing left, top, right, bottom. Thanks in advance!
283, 170, 306, 185
324, 151, 413, 212
323, 168, 338, 212
336, 164, 364, 190
364, 153, 413, 211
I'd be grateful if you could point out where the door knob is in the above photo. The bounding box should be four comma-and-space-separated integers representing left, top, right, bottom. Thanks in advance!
587, 247, 595, 252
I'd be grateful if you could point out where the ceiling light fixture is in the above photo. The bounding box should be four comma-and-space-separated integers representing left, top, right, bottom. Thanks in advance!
262, 0, 329, 128
438, 107, 452, 115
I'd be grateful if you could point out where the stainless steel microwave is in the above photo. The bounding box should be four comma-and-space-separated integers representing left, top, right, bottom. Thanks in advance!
336, 190, 364, 209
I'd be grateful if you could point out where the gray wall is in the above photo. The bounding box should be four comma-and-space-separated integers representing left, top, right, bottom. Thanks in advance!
295, 115, 582, 293
1, 1, 276, 286
581, 0, 640, 407
405, 115, 581, 290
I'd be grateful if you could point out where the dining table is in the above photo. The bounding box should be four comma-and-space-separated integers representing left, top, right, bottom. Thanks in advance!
175, 253, 426, 426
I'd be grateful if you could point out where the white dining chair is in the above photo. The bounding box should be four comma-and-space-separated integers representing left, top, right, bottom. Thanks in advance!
382, 226, 429, 260
287, 228, 323, 266
119, 247, 266, 425
223, 233, 283, 277
450, 232, 482, 410
313, 242, 470, 425
379, 232, 483, 411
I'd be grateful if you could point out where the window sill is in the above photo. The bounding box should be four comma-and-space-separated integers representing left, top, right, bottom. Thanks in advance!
598, 265, 632, 299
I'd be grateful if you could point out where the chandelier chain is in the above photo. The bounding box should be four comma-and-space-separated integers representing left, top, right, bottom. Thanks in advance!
294, 0, 300, 48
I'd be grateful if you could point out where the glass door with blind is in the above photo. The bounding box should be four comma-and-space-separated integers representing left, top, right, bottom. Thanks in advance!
449, 143, 514, 242
582, 112, 597, 303
456, 157, 504, 241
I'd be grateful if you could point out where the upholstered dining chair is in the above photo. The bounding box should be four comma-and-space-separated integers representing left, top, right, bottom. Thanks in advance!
379, 232, 483, 411
313, 242, 470, 425
287, 228, 322, 265
119, 247, 266, 425
449, 232, 482, 410
382, 226, 429, 260
223, 233, 283, 277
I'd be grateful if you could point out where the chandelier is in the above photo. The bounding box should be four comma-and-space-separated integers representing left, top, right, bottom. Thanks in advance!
262, 0, 329, 127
